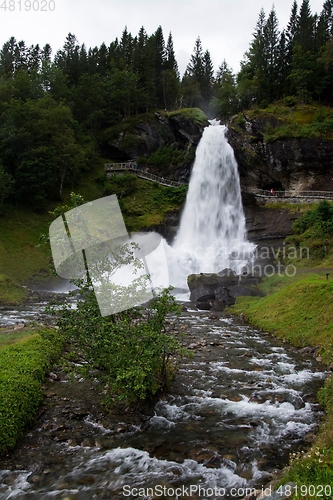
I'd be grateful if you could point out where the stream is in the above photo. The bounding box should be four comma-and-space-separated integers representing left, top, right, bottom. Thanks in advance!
0, 305, 327, 500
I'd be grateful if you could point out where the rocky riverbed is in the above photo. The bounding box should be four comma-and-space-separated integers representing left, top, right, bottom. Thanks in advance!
0, 306, 328, 500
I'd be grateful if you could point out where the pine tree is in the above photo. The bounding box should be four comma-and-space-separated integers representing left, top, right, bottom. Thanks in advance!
296, 0, 315, 53
202, 49, 214, 102
286, 0, 299, 60
263, 7, 280, 100
186, 37, 204, 84
0, 37, 17, 75
165, 32, 179, 77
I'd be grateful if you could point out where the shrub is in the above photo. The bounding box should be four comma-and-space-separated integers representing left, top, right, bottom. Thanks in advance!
48, 258, 182, 403
0, 328, 65, 455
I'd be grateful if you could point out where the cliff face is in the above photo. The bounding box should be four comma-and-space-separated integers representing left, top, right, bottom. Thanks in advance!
227, 115, 333, 193
101, 111, 208, 182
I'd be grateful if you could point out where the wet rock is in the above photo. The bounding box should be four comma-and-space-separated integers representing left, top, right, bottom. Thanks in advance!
298, 345, 320, 357
14, 323, 25, 330
166, 466, 182, 476
190, 286, 214, 303
208, 313, 218, 320
80, 438, 93, 447
45, 392, 56, 398
303, 432, 316, 443
196, 301, 212, 310
210, 300, 226, 311
249, 419, 260, 427
116, 424, 128, 433
67, 439, 77, 447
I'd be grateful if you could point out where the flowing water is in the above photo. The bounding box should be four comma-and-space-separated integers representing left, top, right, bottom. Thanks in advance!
0, 310, 327, 499
168, 121, 255, 289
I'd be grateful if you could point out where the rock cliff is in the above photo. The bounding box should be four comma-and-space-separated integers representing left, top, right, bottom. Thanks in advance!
101, 111, 208, 182
226, 114, 333, 193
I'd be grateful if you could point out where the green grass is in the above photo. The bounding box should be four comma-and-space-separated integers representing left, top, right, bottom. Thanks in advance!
103, 175, 187, 232
0, 205, 52, 284
0, 275, 28, 305
0, 328, 65, 455
244, 101, 333, 143
231, 275, 333, 363
0, 327, 39, 349
166, 107, 209, 127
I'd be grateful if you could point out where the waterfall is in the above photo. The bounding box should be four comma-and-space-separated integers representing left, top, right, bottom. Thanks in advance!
167, 120, 255, 289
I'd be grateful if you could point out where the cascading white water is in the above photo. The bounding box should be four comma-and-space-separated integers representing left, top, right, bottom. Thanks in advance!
168, 120, 255, 288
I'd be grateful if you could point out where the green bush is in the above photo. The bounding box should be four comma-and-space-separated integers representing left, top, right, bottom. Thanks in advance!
154, 184, 188, 205
49, 256, 181, 403
103, 173, 137, 197
138, 146, 184, 169
0, 328, 65, 455
292, 201, 333, 235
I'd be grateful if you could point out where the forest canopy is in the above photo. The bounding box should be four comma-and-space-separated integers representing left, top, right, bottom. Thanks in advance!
0, 0, 332, 210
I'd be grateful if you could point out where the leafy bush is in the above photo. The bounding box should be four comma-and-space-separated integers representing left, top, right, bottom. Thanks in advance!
292, 201, 333, 235
103, 173, 137, 197
154, 184, 188, 205
49, 265, 181, 403
0, 328, 65, 455
138, 146, 184, 169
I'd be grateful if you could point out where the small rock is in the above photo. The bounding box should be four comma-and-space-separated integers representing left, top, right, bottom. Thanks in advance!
14, 323, 25, 330
80, 438, 92, 447
45, 392, 56, 398
49, 372, 60, 381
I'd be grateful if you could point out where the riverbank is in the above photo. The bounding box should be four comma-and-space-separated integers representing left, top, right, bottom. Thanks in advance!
0, 308, 326, 499
0, 328, 65, 456
229, 269, 333, 497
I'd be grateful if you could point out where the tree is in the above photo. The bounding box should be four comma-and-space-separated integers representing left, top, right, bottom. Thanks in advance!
54, 33, 81, 86
0, 164, 14, 213
296, 0, 315, 53
262, 7, 280, 100
212, 60, 238, 117
286, 0, 299, 61
165, 32, 179, 77
0, 37, 17, 75
187, 37, 204, 84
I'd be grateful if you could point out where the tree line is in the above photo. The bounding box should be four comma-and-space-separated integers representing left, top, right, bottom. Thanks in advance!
0, 0, 332, 211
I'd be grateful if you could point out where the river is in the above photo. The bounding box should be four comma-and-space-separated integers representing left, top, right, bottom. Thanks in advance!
0, 305, 327, 500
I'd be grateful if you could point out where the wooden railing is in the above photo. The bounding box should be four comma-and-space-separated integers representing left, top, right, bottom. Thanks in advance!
243, 187, 333, 199
104, 162, 183, 187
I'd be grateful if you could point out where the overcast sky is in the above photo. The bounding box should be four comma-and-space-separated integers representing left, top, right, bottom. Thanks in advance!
0, 0, 326, 76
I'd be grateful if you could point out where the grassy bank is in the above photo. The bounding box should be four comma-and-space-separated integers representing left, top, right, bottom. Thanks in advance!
245, 101, 333, 142
0, 328, 64, 455
229, 272, 333, 497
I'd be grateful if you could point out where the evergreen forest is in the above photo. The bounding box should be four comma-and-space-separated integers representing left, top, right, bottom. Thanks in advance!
0, 0, 333, 211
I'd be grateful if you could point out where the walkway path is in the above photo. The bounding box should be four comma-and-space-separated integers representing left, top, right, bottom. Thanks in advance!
104, 162, 183, 187
243, 187, 333, 201
105, 163, 333, 201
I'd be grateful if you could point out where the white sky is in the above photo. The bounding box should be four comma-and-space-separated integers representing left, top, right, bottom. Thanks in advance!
0, 0, 326, 76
